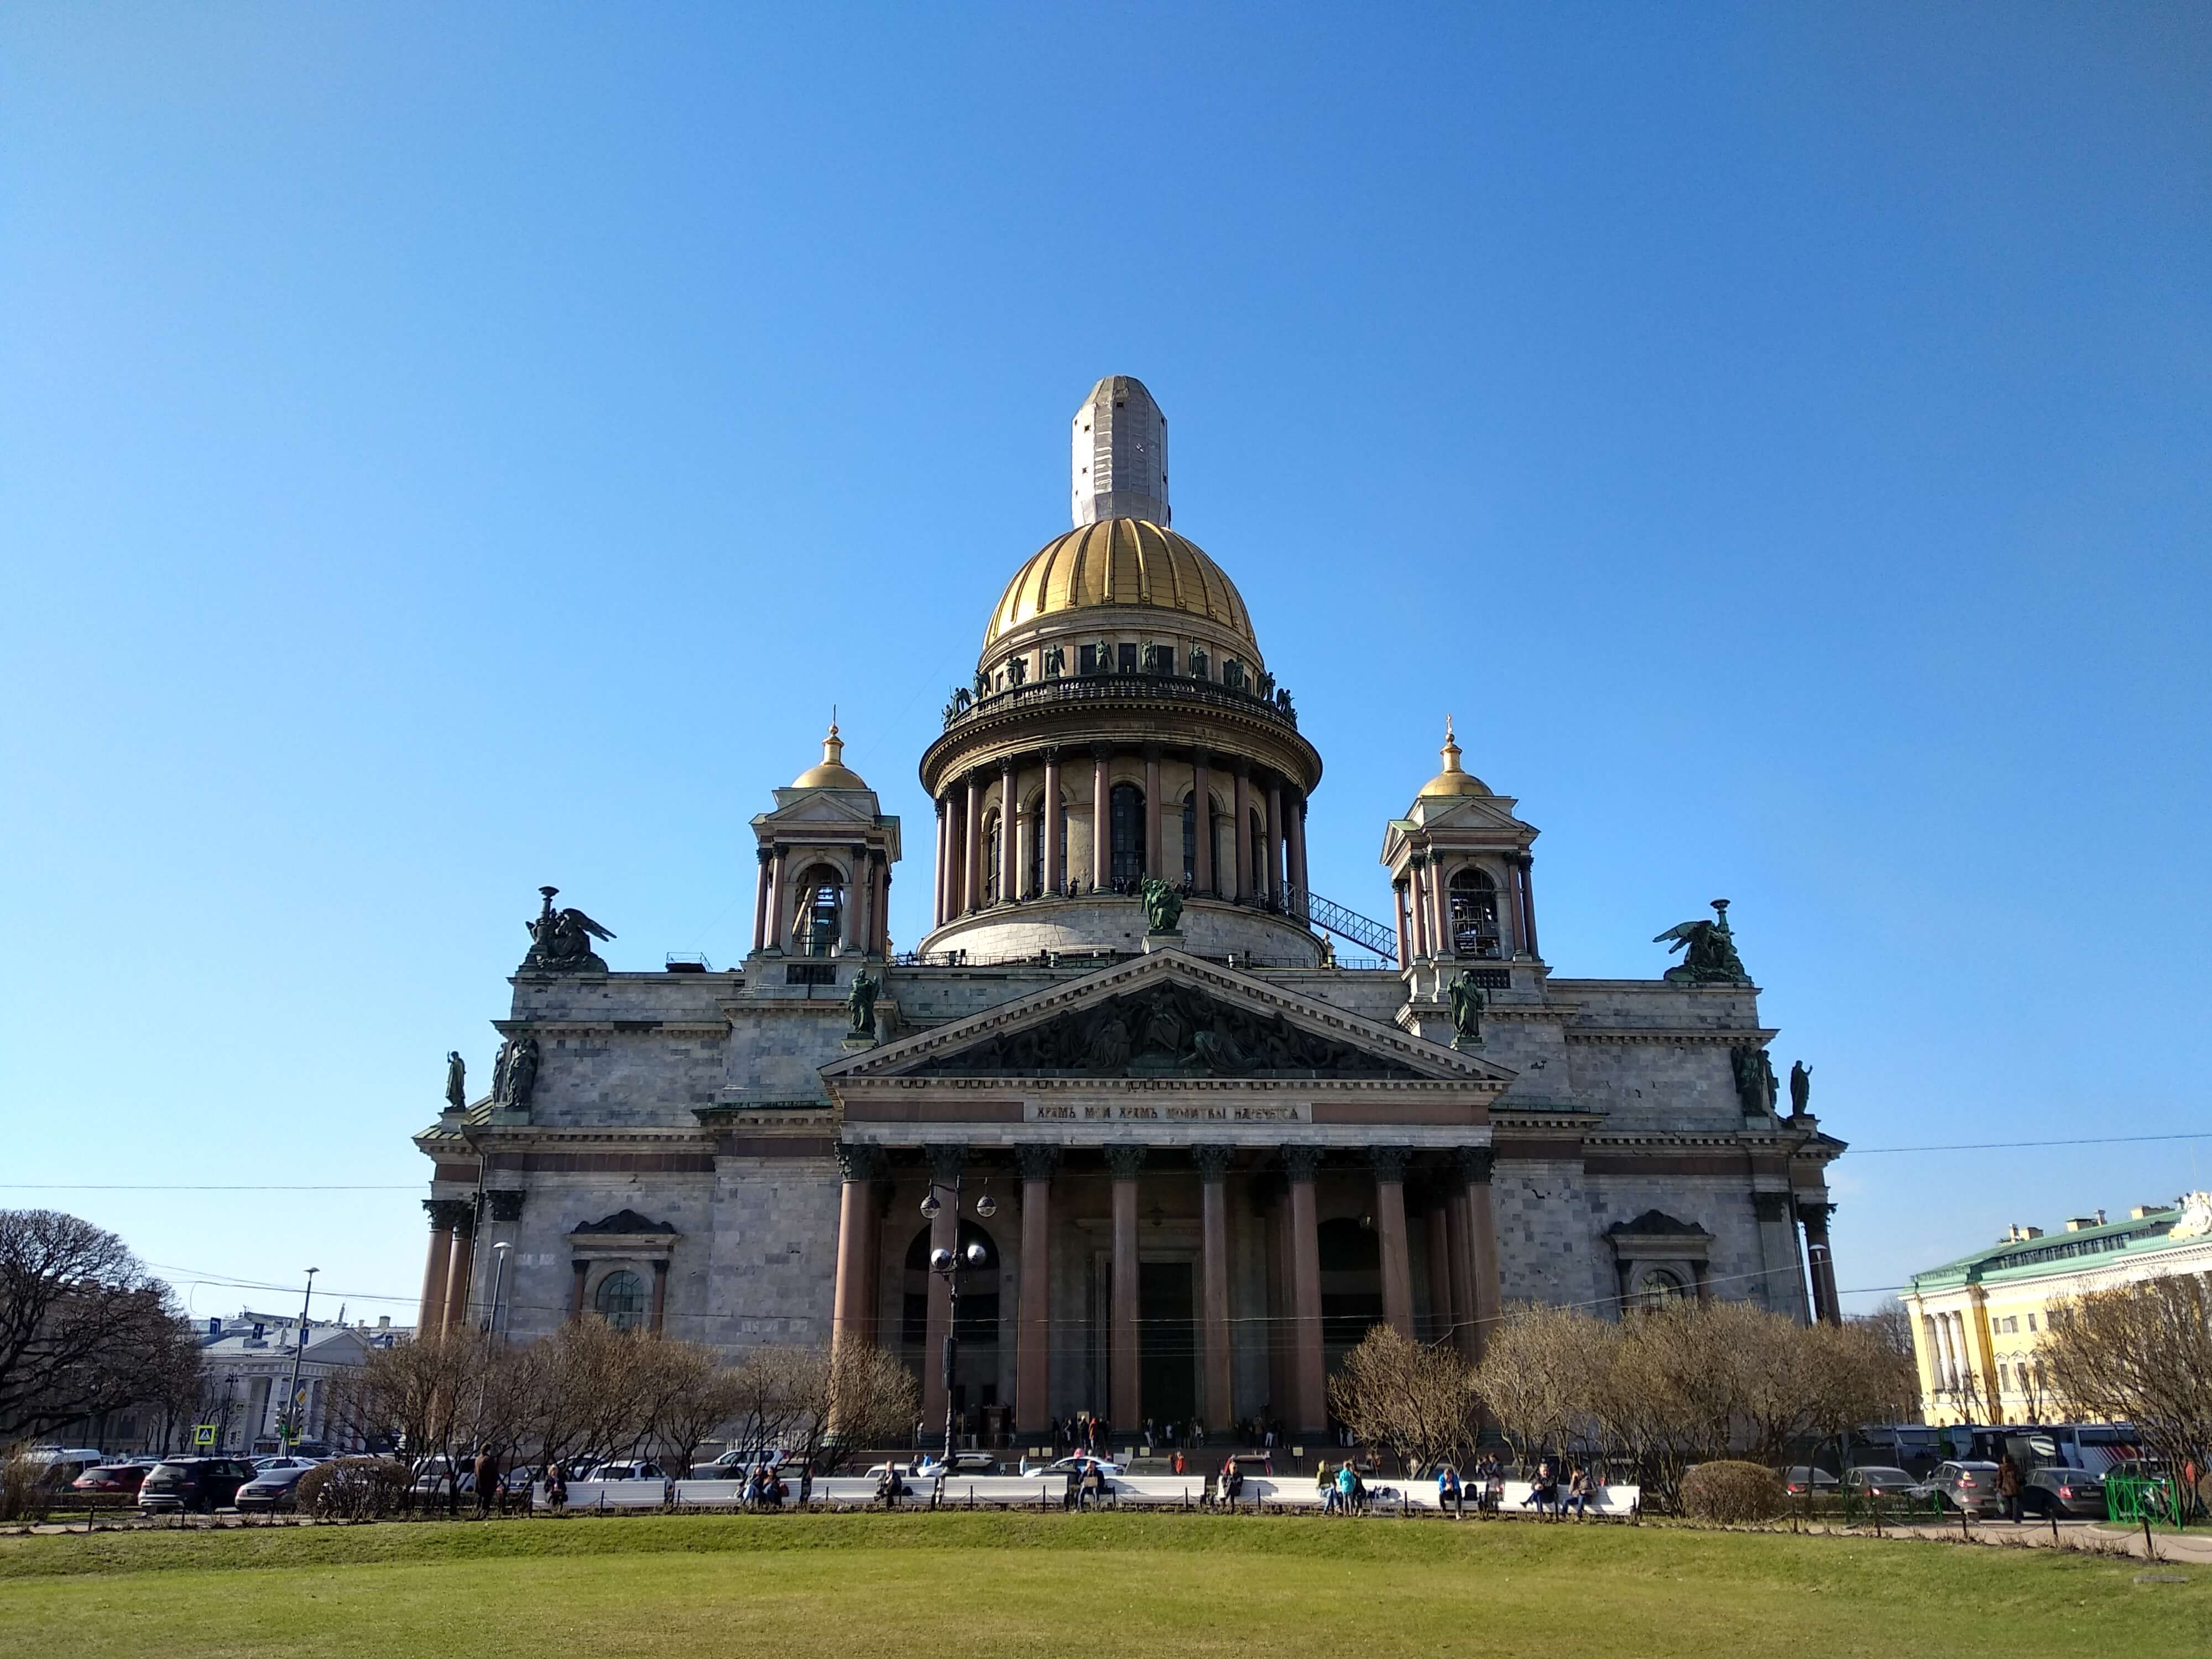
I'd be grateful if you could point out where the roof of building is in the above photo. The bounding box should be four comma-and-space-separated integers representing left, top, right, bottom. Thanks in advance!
791, 722, 869, 791
1416, 718, 1490, 799
1908, 1203, 2189, 1292
982, 518, 1256, 655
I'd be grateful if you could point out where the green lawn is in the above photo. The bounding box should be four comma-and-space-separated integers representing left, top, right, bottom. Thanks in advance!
1, 1512, 2201, 1658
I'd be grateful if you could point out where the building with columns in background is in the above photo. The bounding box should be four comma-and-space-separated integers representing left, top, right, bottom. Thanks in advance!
414, 375, 1846, 1443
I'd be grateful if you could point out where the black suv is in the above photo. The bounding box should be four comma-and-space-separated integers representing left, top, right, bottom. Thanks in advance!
138, 1458, 257, 1514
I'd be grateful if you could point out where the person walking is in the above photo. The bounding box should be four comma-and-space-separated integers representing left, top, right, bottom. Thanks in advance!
544, 1459, 568, 1515
472, 1447, 499, 1518
1996, 1453, 2023, 1524
1337, 1460, 1360, 1516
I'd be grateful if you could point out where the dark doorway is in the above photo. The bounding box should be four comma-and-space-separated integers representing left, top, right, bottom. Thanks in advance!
1139, 1260, 1197, 1428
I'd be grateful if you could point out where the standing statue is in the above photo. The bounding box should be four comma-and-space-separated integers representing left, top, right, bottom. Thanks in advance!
1008, 654, 1029, 686
522, 887, 615, 973
444, 1051, 467, 1113
495, 1034, 540, 1109
1139, 877, 1184, 935
1446, 972, 1485, 1048
1731, 1046, 1779, 1116
1042, 644, 1065, 679
1789, 1060, 1812, 1118
847, 968, 883, 1039
1653, 899, 1751, 985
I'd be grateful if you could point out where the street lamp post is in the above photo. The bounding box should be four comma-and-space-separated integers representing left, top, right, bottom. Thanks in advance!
280, 1267, 319, 1457
484, 1242, 513, 1339
920, 1175, 994, 1464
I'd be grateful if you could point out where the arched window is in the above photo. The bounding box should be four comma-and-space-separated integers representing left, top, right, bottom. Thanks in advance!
1449, 868, 1503, 959
984, 815, 1003, 904
1181, 792, 1197, 885
793, 864, 843, 956
594, 1270, 645, 1331
1029, 798, 1067, 896
1109, 783, 1145, 888
1632, 1268, 1687, 1313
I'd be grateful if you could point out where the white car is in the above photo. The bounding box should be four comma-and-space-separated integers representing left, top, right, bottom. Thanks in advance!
586, 1460, 670, 1483
1035, 1454, 1123, 1477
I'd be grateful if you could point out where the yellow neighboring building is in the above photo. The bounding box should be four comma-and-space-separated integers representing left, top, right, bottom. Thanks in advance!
1902, 1192, 2212, 1426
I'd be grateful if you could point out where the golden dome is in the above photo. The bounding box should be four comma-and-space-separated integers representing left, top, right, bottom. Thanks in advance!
792, 723, 869, 790
1418, 718, 1490, 797
982, 519, 1257, 655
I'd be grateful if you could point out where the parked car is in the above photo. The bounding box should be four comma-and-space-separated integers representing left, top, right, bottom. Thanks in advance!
697, 1447, 795, 1473
70, 1463, 152, 1497
915, 1452, 1000, 1477
27, 1448, 109, 1486
1037, 1454, 1124, 1478
2023, 1467, 2107, 1519
251, 1455, 321, 1474
586, 1460, 670, 1483
1923, 1460, 2004, 1516
1777, 1467, 1839, 1496
234, 1464, 314, 1512
138, 1458, 257, 1514
1839, 1466, 1917, 1500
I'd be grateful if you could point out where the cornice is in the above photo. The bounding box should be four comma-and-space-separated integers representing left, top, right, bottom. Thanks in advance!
1563, 1026, 1778, 1046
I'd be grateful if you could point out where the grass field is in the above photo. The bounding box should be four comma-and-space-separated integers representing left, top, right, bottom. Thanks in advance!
1, 1512, 2202, 1658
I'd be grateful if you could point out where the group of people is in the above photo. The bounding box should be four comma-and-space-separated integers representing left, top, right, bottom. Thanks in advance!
1516, 1458, 1601, 1520
1051, 1413, 1113, 1454
1317, 1459, 1374, 1515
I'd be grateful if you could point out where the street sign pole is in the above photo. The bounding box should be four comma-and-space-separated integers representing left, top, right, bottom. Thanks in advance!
280, 1267, 319, 1457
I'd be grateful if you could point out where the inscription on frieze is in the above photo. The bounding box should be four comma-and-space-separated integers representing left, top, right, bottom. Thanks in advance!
1024, 1100, 1310, 1125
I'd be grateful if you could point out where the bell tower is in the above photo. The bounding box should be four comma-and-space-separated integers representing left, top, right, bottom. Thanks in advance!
1071, 374, 1170, 526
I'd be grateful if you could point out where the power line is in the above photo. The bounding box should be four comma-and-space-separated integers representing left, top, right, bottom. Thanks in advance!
1844, 1131, 2210, 1155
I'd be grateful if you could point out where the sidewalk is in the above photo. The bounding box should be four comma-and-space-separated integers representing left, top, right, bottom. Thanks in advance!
1874, 1515, 2212, 1566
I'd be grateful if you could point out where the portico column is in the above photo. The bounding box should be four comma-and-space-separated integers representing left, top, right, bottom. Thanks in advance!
1232, 765, 1252, 900
839, 862, 859, 952
649, 1260, 670, 1336
1457, 1147, 1502, 1358
921, 1144, 964, 1433
1799, 1202, 1841, 1326
1373, 1147, 1415, 1339
875, 860, 892, 955
1442, 1188, 1473, 1357
1423, 1196, 1454, 1343
753, 848, 774, 952
1143, 745, 1162, 881
1108, 1145, 1145, 1432
1283, 1148, 1326, 1434
1191, 749, 1214, 893
766, 844, 787, 952
1015, 802, 1035, 900
833, 1144, 884, 1349
1287, 795, 1309, 916
1042, 748, 1064, 894
418, 1201, 457, 1334
1408, 857, 1432, 959
1429, 857, 1453, 958
999, 757, 1019, 904
965, 775, 985, 912
1196, 1146, 1234, 1430
1265, 781, 1286, 905
1016, 1146, 1056, 1435
1393, 882, 1412, 969
1091, 745, 1113, 890
932, 799, 947, 927
442, 1203, 477, 1333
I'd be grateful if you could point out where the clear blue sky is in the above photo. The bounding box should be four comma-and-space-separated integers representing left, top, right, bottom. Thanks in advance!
3, 4, 2206, 1327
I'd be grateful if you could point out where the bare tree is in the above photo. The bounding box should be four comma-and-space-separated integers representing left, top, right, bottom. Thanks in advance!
0, 1209, 201, 1442
1327, 1326, 1478, 1472
1860, 1300, 1923, 1422
2042, 1277, 2212, 1517
329, 1327, 491, 1511
637, 1338, 745, 1477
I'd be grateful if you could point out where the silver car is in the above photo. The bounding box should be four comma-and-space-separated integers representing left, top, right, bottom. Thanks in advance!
1924, 1459, 2004, 1516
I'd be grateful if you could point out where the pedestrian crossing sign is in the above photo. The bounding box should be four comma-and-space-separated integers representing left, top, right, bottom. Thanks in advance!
192, 1423, 217, 1447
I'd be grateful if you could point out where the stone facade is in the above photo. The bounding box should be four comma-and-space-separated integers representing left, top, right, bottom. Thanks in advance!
414, 376, 1845, 1440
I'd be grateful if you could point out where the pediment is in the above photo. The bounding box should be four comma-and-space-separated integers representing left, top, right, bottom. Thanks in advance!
827, 951, 1511, 1085
754, 791, 882, 828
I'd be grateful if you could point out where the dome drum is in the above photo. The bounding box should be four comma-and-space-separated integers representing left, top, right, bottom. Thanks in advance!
919, 894, 1326, 969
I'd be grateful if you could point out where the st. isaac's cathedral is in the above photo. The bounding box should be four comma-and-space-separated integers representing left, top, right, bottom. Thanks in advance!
415, 377, 1846, 1441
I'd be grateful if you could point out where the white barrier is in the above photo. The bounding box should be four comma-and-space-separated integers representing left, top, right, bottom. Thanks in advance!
537, 1478, 670, 1510
1105, 1475, 1207, 1506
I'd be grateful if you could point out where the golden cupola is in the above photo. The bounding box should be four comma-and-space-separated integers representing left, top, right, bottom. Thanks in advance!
791, 722, 869, 791
1417, 718, 1490, 799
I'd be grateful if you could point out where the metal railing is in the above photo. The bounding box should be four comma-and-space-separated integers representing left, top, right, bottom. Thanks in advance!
940, 672, 1300, 733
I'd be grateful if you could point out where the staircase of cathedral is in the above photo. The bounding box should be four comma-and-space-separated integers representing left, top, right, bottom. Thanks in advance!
1286, 888, 1399, 963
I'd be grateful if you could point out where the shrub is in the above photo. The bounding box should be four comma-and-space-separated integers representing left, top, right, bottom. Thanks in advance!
1678, 1460, 1785, 1525
298, 1457, 414, 1520
1, 1453, 56, 1524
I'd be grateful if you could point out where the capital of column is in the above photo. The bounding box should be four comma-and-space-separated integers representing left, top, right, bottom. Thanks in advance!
448, 1202, 477, 1239
1796, 1199, 1837, 1230
1454, 1146, 1495, 1186
1281, 1146, 1322, 1183
1090, 742, 1116, 762
837, 1142, 885, 1182
1041, 743, 1061, 764
1015, 1144, 1060, 1182
487, 1188, 526, 1223
926, 1142, 967, 1185
1105, 1144, 1147, 1181
424, 1197, 472, 1231
1370, 1146, 1411, 1184
1191, 745, 1211, 768
757, 847, 775, 867
1192, 1144, 1233, 1182
1142, 742, 1162, 761
1750, 1191, 1793, 1223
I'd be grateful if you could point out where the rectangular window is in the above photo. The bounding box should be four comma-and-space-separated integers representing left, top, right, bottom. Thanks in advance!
1078, 644, 1099, 675
785, 963, 835, 985
1117, 642, 1139, 675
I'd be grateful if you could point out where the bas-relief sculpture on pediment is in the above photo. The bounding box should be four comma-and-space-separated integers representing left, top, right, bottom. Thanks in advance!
905, 979, 1426, 1081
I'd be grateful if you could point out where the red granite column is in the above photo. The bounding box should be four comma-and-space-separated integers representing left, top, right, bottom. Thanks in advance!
1042, 749, 1064, 894
1091, 746, 1113, 890
1143, 745, 1162, 881
1197, 1146, 1234, 1430
921, 1144, 963, 1433
1265, 781, 1286, 905
1108, 1145, 1145, 1430
648, 1260, 670, 1336
832, 1145, 882, 1349
1191, 748, 1214, 894
965, 775, 985, 912
753, 848, 774, 952
999, 757, 1019, 904
441, 1206, 476, 1333
1284, 1149, 1325, 1433
1286, 794, 1309, 917
1373, 1148, 1415, 1338
1459, 1147, 1502, 1358
1394, 881, 1412, 969
1232, 765, 1252, 900
1016, 1146, 1056, 1434
418, 1203, 455, 1334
